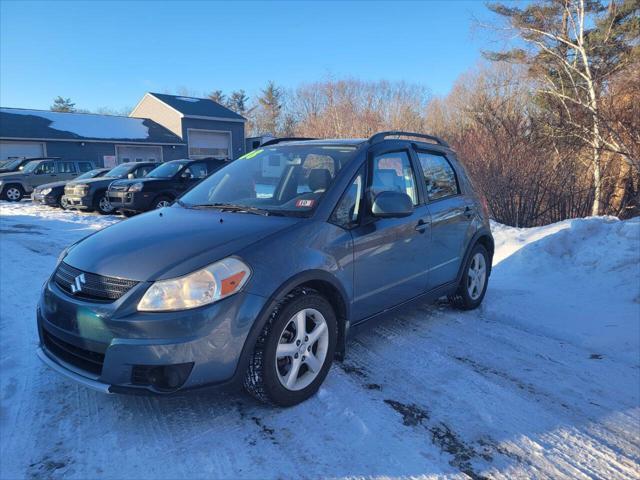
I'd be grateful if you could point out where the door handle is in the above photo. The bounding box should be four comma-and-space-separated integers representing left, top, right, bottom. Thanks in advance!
415, 219, 428, 233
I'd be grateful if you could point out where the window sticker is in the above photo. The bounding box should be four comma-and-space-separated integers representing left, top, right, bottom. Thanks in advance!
296, 199, 315, 208
239, 149, 263, 160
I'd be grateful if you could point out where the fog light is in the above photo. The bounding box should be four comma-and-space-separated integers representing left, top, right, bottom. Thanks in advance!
131, 362, 193, 391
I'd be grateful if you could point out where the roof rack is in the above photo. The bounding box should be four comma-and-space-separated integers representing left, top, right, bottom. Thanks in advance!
260, 137, 317, 147
368, 131, 449, 147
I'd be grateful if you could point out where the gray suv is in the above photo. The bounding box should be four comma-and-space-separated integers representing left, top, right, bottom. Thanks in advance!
37, 132, 494, 406
0, 158, 95, 201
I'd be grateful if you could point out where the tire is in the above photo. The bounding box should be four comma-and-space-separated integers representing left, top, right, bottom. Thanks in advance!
153, 195, 173, 210
59, 195, 69, 209
94, 192, 114, 215
449, 243, 490, 310
2, 184, 24, 202
244, 289, 337, 407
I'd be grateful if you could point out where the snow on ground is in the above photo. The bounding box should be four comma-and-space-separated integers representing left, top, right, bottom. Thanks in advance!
1, 202, 639, 479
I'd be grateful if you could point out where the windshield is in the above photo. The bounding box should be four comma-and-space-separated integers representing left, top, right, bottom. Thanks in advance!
147, 161, 187, 179
104, 164, 135, 178
1, 159, 22, 170
22, 161, 40, 173
179, 145, 358, 216
77, 169, 104, 180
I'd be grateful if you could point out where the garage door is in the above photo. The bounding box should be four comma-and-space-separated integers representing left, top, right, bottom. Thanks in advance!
188, 130, 230, 159
0, 141, 45, 161
116, 145, 162, 164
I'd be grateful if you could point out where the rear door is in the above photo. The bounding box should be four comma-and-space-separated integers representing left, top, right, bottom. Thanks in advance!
350, 145, 431, 321
415, 149, 474, 289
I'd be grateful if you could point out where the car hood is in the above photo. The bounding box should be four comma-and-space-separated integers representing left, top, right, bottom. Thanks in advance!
0, 172, 25, 181
66, 177, 114, 188
36, 180, 67, 190
64, 206, 302, 281
110, 178, 165, 188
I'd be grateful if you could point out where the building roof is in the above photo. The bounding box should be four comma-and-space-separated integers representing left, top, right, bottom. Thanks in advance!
148, 93, 246, 121
0, 108, 185, 144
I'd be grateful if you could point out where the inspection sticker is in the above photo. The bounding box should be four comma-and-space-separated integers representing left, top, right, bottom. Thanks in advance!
296, 199, 315, 208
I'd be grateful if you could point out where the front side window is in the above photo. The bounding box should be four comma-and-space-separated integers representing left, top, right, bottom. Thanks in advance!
417, 152, 459, 201
58, 162, 76, 174
369, 151, 418, 205
180, 145, 357, 217
26, 161, 54, 175
134, 165, 155, 178
183, 162, 208, 179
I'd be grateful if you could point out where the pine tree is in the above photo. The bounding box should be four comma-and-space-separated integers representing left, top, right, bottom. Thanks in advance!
208, 90, 226, 105
257, 81, 282, 135
485, 0, 639, 215
50, 97, 76, 112
227, 90, 249, 116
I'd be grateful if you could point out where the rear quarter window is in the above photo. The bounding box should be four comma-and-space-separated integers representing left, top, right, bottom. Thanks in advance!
417, 152, 459, 201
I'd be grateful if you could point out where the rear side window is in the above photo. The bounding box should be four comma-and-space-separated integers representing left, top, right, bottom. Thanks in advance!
78, 162, 93, 172
370, 151, 418, 205
58, 161, 76, 173
417, 152, 459, 201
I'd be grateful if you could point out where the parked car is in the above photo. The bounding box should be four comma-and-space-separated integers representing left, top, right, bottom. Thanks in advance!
0, 157, 58, 174
37, 131, 494, 406
32, 168, 110, 208
0, 158, 95, 202
62, 161, 159, 214
108, 158, 227, 216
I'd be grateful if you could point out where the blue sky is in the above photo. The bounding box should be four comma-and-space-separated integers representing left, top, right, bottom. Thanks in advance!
1, 1, 497, 112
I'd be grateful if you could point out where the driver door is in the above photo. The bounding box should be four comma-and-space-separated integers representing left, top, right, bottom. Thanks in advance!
350, 146, 431, 322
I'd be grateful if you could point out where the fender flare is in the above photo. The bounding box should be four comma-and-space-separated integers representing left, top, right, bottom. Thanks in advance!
231, 269, 351, 384
454, 227, 494, 285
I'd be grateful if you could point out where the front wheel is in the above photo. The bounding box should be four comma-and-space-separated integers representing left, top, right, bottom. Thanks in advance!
449, 243, 490, 310
2, 185, 23, 202
95, 194, 114, 215
153, 195, 172, 209
244, 290, 337, 407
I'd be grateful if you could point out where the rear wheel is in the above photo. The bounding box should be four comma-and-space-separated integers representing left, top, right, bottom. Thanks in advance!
2, 185, 23, 202
95, 193, 114, 215
244, 289, 337, 406
449, 243, 489, 310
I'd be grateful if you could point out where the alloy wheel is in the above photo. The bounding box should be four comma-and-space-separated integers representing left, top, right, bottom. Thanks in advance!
467, 252, 487, 300
99, 196, 113, 213
6, 187, 21, 201
156, 200, 171, 209
275, 308, 329, 391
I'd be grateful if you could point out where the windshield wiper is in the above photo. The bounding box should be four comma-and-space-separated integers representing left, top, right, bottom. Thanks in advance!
189, 203, 274, 216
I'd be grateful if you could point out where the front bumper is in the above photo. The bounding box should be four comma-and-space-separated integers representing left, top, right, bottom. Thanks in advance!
108, 190, 154, 213
32, 192, 59, 206
37, 276, 267, 394
62, 194, 92, 209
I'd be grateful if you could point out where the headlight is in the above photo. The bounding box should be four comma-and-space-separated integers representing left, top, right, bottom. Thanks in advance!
41, 188, 52, 195
137, 257, 251, 312
128, 182, 144, 192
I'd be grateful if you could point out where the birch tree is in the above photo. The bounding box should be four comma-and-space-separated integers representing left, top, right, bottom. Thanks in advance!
486, 0, 639, 215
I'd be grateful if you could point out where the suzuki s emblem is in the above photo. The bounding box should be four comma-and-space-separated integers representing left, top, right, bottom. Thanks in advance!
71, 273, 86, 294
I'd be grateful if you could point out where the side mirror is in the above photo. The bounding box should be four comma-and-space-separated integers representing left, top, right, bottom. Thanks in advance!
371, 191, 414, 218
127, 173, 135, 179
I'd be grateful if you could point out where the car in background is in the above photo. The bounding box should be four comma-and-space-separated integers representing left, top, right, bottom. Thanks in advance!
37, 131, 494, 406
63, 161, 159, 214
107, 158, 227, 216
32, 168, 110, 208
0, 157, 58, 174
0, 158, 95, 202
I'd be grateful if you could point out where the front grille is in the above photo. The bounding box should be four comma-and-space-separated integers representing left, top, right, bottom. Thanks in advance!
42, 329, 105, 375
54, 261, 138, 302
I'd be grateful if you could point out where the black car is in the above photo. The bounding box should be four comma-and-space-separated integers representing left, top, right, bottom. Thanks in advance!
108, 158, 227, 216
32, 168, 110, 208
0, 157, 60, 174
63, 162, 159, 214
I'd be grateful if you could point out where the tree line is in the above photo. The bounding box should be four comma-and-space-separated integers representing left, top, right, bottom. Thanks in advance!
49, 0, 638, 226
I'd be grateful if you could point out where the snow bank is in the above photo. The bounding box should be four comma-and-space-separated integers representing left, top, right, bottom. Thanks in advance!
2, 108, 150, 139
489, 216, 640, 363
